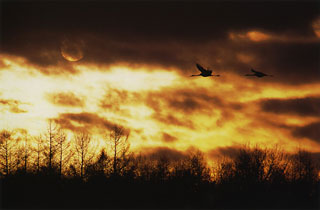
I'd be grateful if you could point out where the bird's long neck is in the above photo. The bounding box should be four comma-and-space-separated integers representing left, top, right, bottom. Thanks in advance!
191, 74, 201, 76
245, 74, 255, 76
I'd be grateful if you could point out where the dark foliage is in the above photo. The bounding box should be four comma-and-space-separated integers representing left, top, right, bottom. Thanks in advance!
1, 143, 319, 209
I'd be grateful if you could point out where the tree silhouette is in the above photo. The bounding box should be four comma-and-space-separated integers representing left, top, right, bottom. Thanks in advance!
21, 132, 30, 173
32, 135, 44, 174
74, 131, 93, 178
172, 150, 211, 196
108, 125, 130, 176
264, 146, 289, 184
0, 130, 15, 176
233, 146, 267, 184
290, 149, 318, 183
56, 129, 72, 177
13, 130, 32, 174
0, 129, 319, 209
42, 120, 59, 172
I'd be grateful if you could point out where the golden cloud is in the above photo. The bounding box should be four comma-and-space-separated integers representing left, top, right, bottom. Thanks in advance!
46, 92, 85, 107
0, 98, 27, 113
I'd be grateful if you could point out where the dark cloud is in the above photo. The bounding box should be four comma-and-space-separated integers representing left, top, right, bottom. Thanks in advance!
0, 99, 27, 113
98, 89, 145, 118
1, 1, 319, 84
144, 93, 163, 113
238, 42, 320, 85
207, 146, 242, 160
46, 92, 85, 107
254, 117, 294, 130
140, 146, 187, 161
97, 87, 242, 129
99, 89, 142, 112
216, 110, 236, 127
145, 88, 243, 128
3, 2, 317, 43
292, 121, 320, 143
168, 97, 201, 113
161, 132, 178, 143
53, 112, 116, 132
152, 113, 195, 129
260, 96, 320, 117
100, 89, 129, 109
147, 88, 242, 115
145, 90, 197, 128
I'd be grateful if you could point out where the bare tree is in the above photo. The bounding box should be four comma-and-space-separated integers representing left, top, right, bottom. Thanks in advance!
43, 120, 59, 171
86, 149, 111, 177
56, 129, 72, 177
214, 157, 235, 184
23, 134, 29, 172
74, 131, 93, 178
0, 130, 15, 176
233, 146, 267, 184
264, 146, 289, 184
153, 156, 170, 183
15, 130, 32, 173
33, 135, 44, 173
108, 125, 130, 176
187, 151, 211, 183
290, 149, 318, 183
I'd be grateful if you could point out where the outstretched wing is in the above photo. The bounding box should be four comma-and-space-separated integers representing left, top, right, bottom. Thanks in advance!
251, 68, 268, 76
251, 69, 258, 73
196, 63, 206, 73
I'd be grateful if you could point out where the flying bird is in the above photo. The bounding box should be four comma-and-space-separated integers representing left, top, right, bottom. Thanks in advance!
245, 69, 273, 77
191, 63, 220, 77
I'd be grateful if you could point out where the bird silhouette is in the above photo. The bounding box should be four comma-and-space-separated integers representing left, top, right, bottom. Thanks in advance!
245, 69, 273, 77
191, 63, 220, 77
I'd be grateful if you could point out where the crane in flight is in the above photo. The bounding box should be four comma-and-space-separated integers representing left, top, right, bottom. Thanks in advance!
245, 69, 273, 77
191, 63, 220, 77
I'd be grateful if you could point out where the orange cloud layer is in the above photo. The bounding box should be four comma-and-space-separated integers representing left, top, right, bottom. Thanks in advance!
0, 53, 319, 158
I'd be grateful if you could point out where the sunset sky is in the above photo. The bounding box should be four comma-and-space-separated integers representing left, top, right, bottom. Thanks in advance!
1, 1, 320, 161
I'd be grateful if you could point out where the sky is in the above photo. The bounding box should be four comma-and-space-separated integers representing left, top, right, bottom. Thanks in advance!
1, 0, 320, 161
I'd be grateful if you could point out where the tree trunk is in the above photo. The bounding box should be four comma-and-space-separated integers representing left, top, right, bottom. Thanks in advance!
5, 141, 8, 175
113, 140, 117, 175
59, 145, 62, 177
49, 127, 52, 170
24, 138, 28, 173
37, 143, 40, 173
81, 149, 84, 178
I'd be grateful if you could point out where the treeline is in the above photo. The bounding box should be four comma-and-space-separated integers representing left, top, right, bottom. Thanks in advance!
0, 121, 132, 178
0, 123, 319, 209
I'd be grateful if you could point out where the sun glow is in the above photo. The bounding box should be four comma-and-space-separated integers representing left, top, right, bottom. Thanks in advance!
0, 53, 320, 156
247, 31, 271, 42
312, 16, 320, 38
229, 30, 271, 42
75, 65, 179, 91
